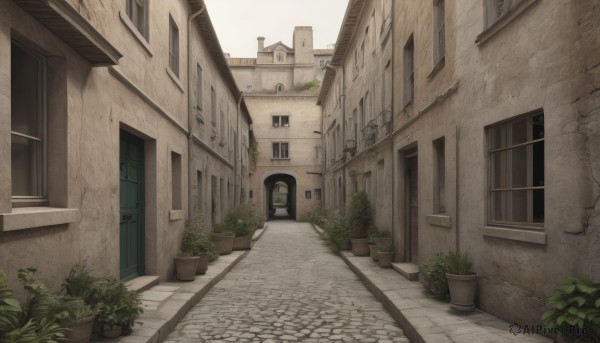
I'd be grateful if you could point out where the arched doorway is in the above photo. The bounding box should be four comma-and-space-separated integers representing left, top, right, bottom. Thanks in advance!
264, 173, 297, 220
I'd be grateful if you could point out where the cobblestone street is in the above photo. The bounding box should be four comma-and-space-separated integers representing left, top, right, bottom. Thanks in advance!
165, 221, 409, 343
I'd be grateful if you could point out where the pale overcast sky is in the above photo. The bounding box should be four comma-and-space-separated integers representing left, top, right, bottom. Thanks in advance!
204, 0, 349, 58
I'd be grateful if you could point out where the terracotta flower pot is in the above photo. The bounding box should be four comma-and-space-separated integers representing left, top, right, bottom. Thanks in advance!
368, 243, 378, 261
174, 256, 200, 281
377, 251, 394, 268
233, 235, 252, 250
446, 273, 478, 312
350, 238, 370, 256
64, 315, 95, 343
211, 234, 234, 255
100, 325, 122, 339
196, 253, 208, 274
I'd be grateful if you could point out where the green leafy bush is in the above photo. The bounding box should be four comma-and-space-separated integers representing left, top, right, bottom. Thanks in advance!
294, 80, 320, 92
221, 203, 261, 237
346, 191, 373, 238
542, 276, 600, 342
323, 210, 349, 252
420, 253, 449, 291
446, 251, 474, 275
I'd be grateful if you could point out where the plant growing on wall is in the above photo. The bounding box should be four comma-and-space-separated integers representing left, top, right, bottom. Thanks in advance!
294, 80, 320, 92
542, 276, 600, 342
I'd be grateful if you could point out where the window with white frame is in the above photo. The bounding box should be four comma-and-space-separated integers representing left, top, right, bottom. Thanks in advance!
488, 111, 544, 226
168, 15, 179, 76
485, 0, 524, 28
272, 115, 289, 127
272, 142, 289, 159
434, 0, 445, 63
11, 41, 46, 201
127, 0, 148, 39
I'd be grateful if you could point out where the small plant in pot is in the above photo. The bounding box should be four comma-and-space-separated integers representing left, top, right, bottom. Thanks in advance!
347, 191, 373, 256
542, 276, 600, 343
376, 241, 394, 268
89, 278, 143, 338
367, 225, 379, 261
420, 253, 449, 300
174, 228, 201, 281
192, 233, 218, 274
210, 224, 235, 255
445, 251, 478, 312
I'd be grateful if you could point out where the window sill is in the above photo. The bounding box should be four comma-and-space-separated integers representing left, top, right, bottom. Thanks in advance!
166, 67, 185, 93
475, 0, 538, 46
426, 214, 450, 228
119, 11, 153, 57
0, 207, 79, 232
427, 56, 445, 80
480, 225, 546, 245
271, 158, 291, 161
169, 209, 184, 221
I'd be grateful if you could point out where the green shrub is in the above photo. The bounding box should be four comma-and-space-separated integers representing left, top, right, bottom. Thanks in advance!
346, 191, 372, 238
88, 278, 142, 332
420, 253, 449, 290
542, 276, 600, 342
445, 251, 474, 275
220, 203, 261, 237
323, 210, 349, 252
294, 80, 320, 92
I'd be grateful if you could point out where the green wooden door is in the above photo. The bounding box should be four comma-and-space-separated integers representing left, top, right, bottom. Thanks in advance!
119, 131, 145, 281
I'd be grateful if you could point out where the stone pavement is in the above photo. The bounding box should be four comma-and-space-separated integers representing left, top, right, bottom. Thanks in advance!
164, 220, 409, 343
311, 225, 552, 343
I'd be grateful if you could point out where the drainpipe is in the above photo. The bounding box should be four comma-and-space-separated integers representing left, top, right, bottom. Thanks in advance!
390, 0, 396, 257
341, 63, 346, 213
187, 4, 206, 221
455, 123, 460, 252
236, 91, 243, 205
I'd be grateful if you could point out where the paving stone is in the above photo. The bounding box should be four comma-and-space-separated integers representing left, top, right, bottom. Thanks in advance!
165, 221, 408, 342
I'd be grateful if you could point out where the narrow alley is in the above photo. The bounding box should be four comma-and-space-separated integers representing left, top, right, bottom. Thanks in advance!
165, 221, 408, 342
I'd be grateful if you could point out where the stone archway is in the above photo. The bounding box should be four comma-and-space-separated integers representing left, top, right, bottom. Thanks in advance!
263, 173, 297, 220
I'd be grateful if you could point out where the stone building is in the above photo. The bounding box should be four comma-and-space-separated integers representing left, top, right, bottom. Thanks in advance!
228, 27, 332, 220
0, 0, 251, 295
320, 0, 600, 325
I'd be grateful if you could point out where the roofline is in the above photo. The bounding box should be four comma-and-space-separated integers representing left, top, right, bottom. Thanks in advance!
316, 0, 366, 105
189, 0, 252, 124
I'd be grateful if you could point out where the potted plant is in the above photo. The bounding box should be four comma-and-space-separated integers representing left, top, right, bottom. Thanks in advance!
374, 230, 392, 249
323, 210, 349, 252
174, 228, 201, 281
192, 233, 218, 274
420, 253, 449, 300
223, 203, 258, 251
210, 224, 235, 255
377, 241, 394, 268
542, 276, 600, 343
346, 191, 373, 256
445, 251, 478, 312
367, 225, 379, 261
0, 269, 69, 342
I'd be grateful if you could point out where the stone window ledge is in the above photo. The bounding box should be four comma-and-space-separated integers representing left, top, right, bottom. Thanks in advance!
480, 225, 546, 245
119, 11, 153, 57
166, 68, 185, 93
426, 214, 451, 228
476, 0, 538, 46
427, 56, 445, 80
0, 207, 78, 232
169, 210, 184, 221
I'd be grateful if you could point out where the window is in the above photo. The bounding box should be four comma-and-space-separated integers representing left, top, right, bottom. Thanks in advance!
434, 0, 446, 63
246, 85, 253, 93
434, 138, 446, 213
305, 190, 312, 199
320, 60, 325, 68
370, 13, 376, 53
127, 0, 148, 39
315, 189, 322, 200
276, 83, 284, 93
196, 171, 203, 216
360, 39, 365, 68
403, 36, 414, 106
211, 87, 216, 126
196, 64, 203, 113
169, 15, 179, 76
171, 152, 182, 210
485, 0, 523, 28
11, 41, 46, 201
249, 190, 253, 199
272, 142, 289, 159
488, 111, 544, 226
220, 108, 225, 141
272, 115, 289, 127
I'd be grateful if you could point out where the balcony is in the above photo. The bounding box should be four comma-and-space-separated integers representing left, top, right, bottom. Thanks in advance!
360, 106, 392, 150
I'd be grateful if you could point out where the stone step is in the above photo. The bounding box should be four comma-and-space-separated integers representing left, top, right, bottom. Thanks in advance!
391, 262, 419, 281
125, 275, 160, 293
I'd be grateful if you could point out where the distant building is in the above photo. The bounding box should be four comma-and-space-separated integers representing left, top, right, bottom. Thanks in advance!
228, 27, 332, 220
